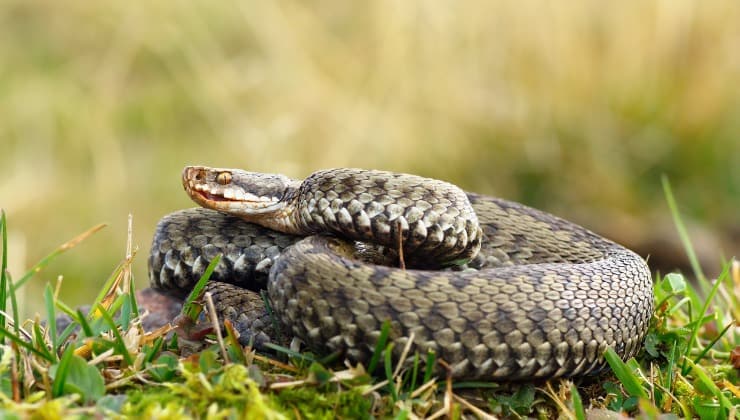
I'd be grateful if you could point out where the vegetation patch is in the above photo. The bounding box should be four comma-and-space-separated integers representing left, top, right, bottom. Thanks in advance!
0, 184, 738, 418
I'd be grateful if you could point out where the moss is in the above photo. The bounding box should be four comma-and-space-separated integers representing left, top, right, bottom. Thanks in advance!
273, 386, 374, 420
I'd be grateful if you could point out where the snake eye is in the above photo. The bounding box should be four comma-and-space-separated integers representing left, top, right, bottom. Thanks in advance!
216, 172, 232, 185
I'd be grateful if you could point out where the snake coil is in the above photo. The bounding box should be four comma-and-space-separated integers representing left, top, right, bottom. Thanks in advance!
149, 167, 653, 380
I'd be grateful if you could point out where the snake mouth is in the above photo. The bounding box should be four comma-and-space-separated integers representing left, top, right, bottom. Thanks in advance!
190, 186, 285, 215
195, 190, 240, 203
195, 190, 276, 208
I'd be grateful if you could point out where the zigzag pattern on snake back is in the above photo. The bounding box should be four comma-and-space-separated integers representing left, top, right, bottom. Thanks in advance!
149, 166, 653, 380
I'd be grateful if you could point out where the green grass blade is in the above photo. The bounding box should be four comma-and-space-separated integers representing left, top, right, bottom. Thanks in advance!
664, 340, 677, 394
54, 299, 78, 319
683, 358, 734, 413
96, 303, 134, 366
571, 383, 586, 420
77, 309, 94, 337
692, 321, 734, 366
57, 321, 80, 345
119, 294, 132, 331
423, 350, 436, 384
367, 320, 391, 374
317, 350, 340, 366
681, 263, 729, 375
32, 322, 57, 362
662, 176, 706, 283
223, 324, 247, 365
5, 272, 20, 335
52, 345, 75, 397
604, 348, 648, 399
143, 337, 164, 365
183, 254, 221, 320
393, 410, 409, 420
665, 297, 691, 316
1, 210, 8, 331
128, 275, 139, 324
409, 352, 419, 392
262, 343, 317, 363
261, 290, 282, 341
384, 342, 398, 401
0, 324, 54, 362
44, 284, 58, 351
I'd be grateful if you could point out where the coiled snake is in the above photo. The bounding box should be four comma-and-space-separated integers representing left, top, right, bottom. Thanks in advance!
149, 166, 653, 380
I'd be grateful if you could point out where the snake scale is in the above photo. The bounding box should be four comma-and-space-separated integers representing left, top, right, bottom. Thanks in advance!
149, 166, 653, 380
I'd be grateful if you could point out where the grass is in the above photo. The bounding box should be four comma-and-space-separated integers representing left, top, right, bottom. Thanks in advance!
0, 181, 739, 418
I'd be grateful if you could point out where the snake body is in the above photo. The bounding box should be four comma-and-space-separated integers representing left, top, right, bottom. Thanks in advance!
149, 167, 653, 380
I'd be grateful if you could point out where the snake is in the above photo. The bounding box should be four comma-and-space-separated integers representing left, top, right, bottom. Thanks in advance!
149, 166, 653, 380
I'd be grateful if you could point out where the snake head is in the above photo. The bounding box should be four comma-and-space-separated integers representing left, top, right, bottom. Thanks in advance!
182, 166, 299, 217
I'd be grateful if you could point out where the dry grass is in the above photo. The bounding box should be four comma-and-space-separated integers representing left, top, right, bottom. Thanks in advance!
1, 1, 738, 314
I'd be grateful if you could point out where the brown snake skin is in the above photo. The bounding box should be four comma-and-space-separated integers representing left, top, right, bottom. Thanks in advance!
149, 166, 653, 380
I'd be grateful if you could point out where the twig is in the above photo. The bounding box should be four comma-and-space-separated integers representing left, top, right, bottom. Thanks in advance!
392, 332, 415, 379
453, 394, 498, 420
396, 220, 406, 270
427, 359, 454, 420
362, 379, 390, 395
204, 292, 230, 364
409, 378, 437, 398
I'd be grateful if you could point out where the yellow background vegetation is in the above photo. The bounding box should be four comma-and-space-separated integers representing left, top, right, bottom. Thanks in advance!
1, 1, 738, 313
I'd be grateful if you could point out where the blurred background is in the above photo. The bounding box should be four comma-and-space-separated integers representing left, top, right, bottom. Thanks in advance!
1, 1, 738, 316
